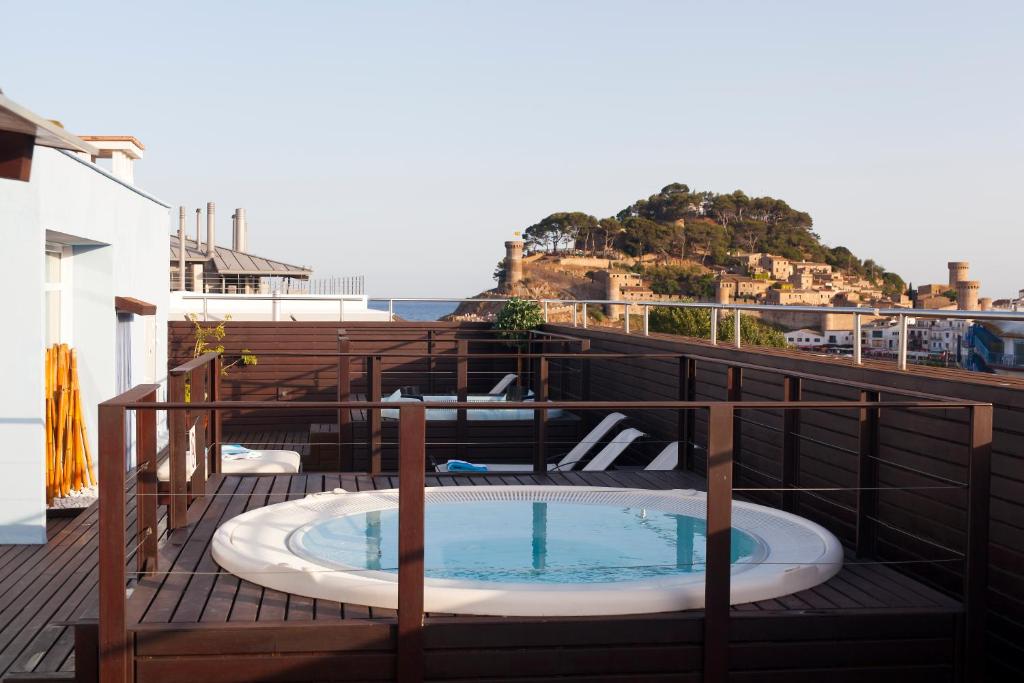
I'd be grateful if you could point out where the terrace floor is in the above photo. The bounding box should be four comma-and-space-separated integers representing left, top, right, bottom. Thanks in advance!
1, 428, 965, 682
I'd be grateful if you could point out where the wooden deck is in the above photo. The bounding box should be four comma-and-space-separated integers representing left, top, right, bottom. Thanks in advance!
0, 479, 166, 682
127, 470, 962, 682
2, 428, 965, 682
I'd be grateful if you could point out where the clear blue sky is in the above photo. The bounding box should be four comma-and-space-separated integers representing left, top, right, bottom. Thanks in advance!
3, 1, 1021, 297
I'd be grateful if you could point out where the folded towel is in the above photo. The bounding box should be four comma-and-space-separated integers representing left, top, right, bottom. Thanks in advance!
221, 444, 262, 460
445, 459, 488, 473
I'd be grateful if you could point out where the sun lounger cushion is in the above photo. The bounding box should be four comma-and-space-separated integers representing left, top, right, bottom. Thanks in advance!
157, 448, 301, 481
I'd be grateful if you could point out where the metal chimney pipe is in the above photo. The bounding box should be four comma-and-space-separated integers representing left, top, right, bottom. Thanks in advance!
206, 202, 216, 257
177, 206, 186, 290
233, 207, 247, 253
195, 208, 202, 249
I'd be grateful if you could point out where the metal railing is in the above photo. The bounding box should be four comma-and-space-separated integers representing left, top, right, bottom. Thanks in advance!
367, 296, 1024, 372
178, 292, 368, 322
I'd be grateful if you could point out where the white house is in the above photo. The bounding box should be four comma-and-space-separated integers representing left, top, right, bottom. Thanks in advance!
0, 93, 169, 543
785, 328, 825, 348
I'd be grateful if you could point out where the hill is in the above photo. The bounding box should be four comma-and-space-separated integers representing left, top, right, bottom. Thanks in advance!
519, 183, 906, 296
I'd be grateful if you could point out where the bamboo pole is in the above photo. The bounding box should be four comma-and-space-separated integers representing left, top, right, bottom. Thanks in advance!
45, 343, 95, 503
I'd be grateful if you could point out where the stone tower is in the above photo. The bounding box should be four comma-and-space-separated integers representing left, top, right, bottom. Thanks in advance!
980, 297, 993, 311
716, 279, 736, 304
957, 280, 980, 311
947, 261, 970, 289
504, 239, 524, 288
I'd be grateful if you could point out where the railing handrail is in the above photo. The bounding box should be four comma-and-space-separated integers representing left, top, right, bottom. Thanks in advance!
179, 293, 368, 301
168, 351, 220, 375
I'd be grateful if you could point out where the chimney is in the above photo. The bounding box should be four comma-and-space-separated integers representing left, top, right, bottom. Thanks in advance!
78, 136, 144, 184
232, 208, 247, 252
206, 202, 216, 257
177, 206, 186, 290
195, 208, 202, 249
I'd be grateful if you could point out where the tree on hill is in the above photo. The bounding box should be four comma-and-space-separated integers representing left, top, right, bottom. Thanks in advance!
618, 217, 674, 259
524, 212, 598, 254
515, 182, 904, 287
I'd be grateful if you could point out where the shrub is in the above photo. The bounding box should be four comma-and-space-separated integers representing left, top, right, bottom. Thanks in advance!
648, 307, 786, 347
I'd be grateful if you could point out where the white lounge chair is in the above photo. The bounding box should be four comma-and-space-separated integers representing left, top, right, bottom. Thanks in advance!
488, 373, 519, 396
156, 425, 301, 481
644, 442, 679, 470
581, 428, 646, 471
436, 412, 628, 472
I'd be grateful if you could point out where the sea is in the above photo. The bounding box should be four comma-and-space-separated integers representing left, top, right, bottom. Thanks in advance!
367, 300, 459, 321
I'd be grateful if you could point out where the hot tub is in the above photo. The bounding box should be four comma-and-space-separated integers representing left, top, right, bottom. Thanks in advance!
211, 486, 843, 616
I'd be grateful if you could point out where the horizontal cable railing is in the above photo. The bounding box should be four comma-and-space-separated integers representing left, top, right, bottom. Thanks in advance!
98, 390, 992, 683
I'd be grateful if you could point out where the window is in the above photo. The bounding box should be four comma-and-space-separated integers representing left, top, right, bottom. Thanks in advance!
829, 335, 837, 343
872, 331, 883, 338
44, 244, 63, 346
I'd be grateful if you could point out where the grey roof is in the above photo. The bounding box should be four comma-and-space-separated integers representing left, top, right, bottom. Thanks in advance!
169, 235, 311, 277
0, 93, 99, 154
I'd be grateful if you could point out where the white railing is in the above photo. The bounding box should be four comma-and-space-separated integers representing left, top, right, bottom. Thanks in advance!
179, 292, 373, 322
368, 296, 1024, 372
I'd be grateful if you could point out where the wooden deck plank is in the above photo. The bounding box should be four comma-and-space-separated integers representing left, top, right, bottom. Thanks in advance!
201, 476, 273, 623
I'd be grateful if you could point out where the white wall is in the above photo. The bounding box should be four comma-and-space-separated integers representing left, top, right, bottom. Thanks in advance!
0, 166, 45, 543
0, 146, 169, 543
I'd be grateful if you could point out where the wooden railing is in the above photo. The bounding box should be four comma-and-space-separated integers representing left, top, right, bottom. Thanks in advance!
97, 391, 992, 683
165, 351, 222, 529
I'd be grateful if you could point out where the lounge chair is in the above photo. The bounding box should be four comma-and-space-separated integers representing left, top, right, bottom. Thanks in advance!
156, 425, 300, 482
644, 442, 679, 470
436, 411, 628, 472
488, 373, 519, 396
580, 428, 646, 471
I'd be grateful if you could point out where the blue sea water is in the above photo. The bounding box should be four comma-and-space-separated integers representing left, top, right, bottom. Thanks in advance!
289, 501, 759, 583
367, 300, 459, 321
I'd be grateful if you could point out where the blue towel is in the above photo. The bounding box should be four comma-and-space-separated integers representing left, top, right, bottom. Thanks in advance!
221, 443, 251, 455
445, 459, 488, 473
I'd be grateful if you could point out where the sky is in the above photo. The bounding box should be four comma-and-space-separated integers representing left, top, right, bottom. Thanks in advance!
2, 1, 1021, 298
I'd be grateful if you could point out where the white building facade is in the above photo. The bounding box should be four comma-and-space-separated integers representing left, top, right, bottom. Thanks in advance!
0, 97, 169, 543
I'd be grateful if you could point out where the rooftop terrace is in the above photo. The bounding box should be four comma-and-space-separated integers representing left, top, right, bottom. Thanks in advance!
3, 319, 1022, 682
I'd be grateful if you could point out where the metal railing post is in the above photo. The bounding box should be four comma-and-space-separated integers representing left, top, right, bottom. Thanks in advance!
339, 297, 345, 322
397, 403, 426, 683
572, 303, 578, 327
202, 295, 208, 322
624, 306, 631, 334
643, 304, 650, 336
853, 313, 863, 365
704, 403, 734, 683
897, 314, 908, 370
582, 303, 588, 329
271, 291, 280, 322
733, 309, 741, 348
710, 308, 719, 346
543, 300, 549, 323
388, 298, 394, 321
